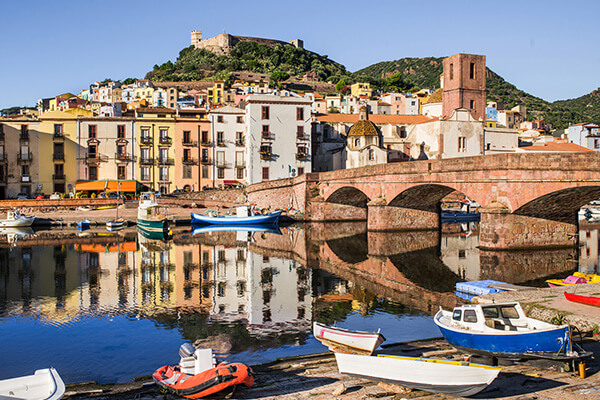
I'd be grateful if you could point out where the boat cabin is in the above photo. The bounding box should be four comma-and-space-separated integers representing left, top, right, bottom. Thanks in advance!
449, 303, 534, 332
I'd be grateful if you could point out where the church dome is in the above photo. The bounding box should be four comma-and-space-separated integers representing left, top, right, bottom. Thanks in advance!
348, 106, 378, 136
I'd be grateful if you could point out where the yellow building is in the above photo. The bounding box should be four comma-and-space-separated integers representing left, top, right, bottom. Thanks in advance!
207, 81, 225, 105
38, 111, 79, 194
350, 82, 372, 97
135, 108, 176, 193
485, 120, 498, 128
134, 86, 155, 104
47, 93, 77, 112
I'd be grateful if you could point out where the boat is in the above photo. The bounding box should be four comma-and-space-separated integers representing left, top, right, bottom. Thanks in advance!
137, 192, 170, 233
106, 218, 125, 231
77, 219, 90, 230
441, 210, 480, 222
313, 322, 385, 354
564, 291, 600, 307
546, 272, 600, 287
0, 367, 65, 400
191, 223, 281, 236
153, 343, 253, 399
334, 352, 500, 397
191, 205, 282, 225
0, 209, 35, 227
434, 302, 580, 359
0, 227, 35, 246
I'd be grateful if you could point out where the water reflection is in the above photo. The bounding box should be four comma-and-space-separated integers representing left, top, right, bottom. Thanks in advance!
1, 221, 598, 383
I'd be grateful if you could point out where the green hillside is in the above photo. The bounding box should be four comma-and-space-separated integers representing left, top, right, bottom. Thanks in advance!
146, 41, 348, 84
355, 57, 599, 129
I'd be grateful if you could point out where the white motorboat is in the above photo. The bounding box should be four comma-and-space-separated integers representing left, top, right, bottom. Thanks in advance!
0, 209, 35, 227
313, 322, 385, 354
0, 367, 65, 400
335, 352, 500, 397
137, 192, 169, 233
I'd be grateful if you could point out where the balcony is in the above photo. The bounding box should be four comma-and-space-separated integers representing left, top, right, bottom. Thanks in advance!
115, 153, 134, 162
140, 136, 153, 145
52, 133, 64, 141
85, 154, 108, 164
216, 160, 230, 168
261, 132, 275, 140
21, 175, 31, 183
20, 133, 29, 142
235, 160, 246, 168
157, 157, 175, 165
182, 158, 197, 165
53, 153, 65, 162
216, 141, 226, 147
182, 139, 197, 147
200, 140, 212, 146
296, 133, 309, 141
53, 174, 66, 181
235, 139, 245, 146
139, 157, 155, 165
296, 152, 309, 161
158, 176, 170, 182
17, 152, 33, 163
260, 151, 272, 161
140, 175, 151, 182
200, 157, 212, 165
159, 136, 172, 145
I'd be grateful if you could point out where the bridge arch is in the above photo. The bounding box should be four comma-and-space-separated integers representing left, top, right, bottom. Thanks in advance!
513, 186, 600, 223
325, 186, 371, 208
388, 184, 458, 210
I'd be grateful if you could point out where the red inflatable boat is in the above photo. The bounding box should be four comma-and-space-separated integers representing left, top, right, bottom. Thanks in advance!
564, 291, 600, 307
153, 362, 254, 399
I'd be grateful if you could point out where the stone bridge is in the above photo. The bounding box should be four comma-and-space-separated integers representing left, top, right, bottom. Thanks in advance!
247, 152, 600, 249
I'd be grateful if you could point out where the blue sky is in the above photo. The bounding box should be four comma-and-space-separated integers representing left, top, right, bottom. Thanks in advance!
1, 0, 598, 109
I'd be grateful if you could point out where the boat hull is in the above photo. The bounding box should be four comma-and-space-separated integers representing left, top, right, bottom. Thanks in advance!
137, 218, 168, 233
564, 292, 600, 307
434, 311, 569, 357
191, 210, 282, 225
0, 367, 65, 400
441, 211, 480, 222
0, 216, 35, 227
335, 353, 499, 397
313, 322, 385, 353
191, 223, 281, 235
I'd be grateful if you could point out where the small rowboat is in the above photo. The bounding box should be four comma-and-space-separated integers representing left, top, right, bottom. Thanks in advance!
0, 367, 65, 400
106, 218, 125, 231
191, 209, 282, 225
334, 352, 500, 397
564, 292, 600, 307
313, 322, 385, 354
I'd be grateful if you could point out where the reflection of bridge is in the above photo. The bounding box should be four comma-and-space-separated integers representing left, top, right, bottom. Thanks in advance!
248, 152, 600, 249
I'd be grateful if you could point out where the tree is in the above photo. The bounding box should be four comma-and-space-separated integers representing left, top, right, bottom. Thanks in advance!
270, 70, 290, 83
122, 78, 136, 85
335, 79, 346, 92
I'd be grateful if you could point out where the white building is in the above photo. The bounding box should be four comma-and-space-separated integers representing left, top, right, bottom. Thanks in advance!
568, 122, 600, 151
245, 94, 312, 184
346, 106, 387, 168
209, 105, 246, 187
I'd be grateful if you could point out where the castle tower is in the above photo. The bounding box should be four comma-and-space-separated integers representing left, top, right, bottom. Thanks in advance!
191, 30, 203, 48
442, 53, 486, 120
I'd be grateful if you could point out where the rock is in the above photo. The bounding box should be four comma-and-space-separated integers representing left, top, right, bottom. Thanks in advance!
332, 383, 346, 396
377, 381, 412, 393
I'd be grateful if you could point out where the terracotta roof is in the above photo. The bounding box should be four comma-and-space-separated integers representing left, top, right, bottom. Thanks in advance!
520, 142, 595, 152
136, 107, 175, 113
316, 113, 434, 125
422, 88, 442, 104
570, 122, 591, 126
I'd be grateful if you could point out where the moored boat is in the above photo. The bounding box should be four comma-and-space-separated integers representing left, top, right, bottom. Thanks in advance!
434, 302, 577, 359
441, 210, 480, 222
313, 322, 385, 354
191, 223, 281, 236
137, 192, 170, 233
106, 218, 125, 231
0, 209, 35, 227
546, 272, 600, 287
564, 291, 600, 307
191, 205, 282, 225
0, 367, 65, 400
334, 352, 500, 397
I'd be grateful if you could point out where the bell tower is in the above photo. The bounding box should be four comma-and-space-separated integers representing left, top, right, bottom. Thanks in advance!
442, 53, 486, 120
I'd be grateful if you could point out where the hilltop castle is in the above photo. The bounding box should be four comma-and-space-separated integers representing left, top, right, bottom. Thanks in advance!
191, 30, 303, 55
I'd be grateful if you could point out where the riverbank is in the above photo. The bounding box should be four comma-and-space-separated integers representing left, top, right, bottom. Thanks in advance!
61, 337, 600, 400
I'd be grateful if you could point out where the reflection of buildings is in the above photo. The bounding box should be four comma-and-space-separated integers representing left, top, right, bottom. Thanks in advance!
440, 223, 481, 281
579, 224, 600, 274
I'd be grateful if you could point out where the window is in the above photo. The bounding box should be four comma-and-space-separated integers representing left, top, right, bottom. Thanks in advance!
262, 167, 269, 181
183, 130, 191, 143
297, 126, 304, 138
237, 168, 244, 179
354, 138, 360, 147
217, 131, 224, 145
262, 125, 270, 138
486, 143, 491, 151
88, 166, 97, 180
449, 63, 454, 80
236, 131, 244, 145
141, 147, 150, 161
296, 107, 304, 121
595, 139, 599, 149
88, 144, 97, 157
458, 137, 467, 152
88, 125, 97, 138
262, 106, 270, 120
159, 148, 168, 162
141, 128, 150, 139
183, 165, 192, 179
217, 115, 223, 123
453, 310, 462, 321
236, 116, 243, 123
458, 249, 466, 259
159, 167, 168, 181
500, 306, 519, 319
463, 310, 477, 323
482, 307, 499, 319
201, 148, 209, 162
117, 125, 125, 138
368, 149, 374, 161
217, 168, 224, 179
202, 165, 209, 178
159, 128, 168, 140
117, 165, 126, 179
400, 127, 407, 138
201, 131, 209, 143
21, 125, 28, 135
183, 148, 191, 161
298, 167, 304, 176
21, 164, 29, 177
54, 124, 63, 135
470, 62, 475, 79
470, 100, 475, 109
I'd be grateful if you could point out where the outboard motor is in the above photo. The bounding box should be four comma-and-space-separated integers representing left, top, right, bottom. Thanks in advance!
178, 343, 216, 375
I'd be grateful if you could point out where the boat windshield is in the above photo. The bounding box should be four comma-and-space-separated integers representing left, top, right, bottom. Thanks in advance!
500, 305, 519, 319
482, 307, 499, 318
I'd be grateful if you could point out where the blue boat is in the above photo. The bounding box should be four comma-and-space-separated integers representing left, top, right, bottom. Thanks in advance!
441, 211, 480, 222
434, 302, 576, 359
191, 206, 282, 225
191, 224, 282, 236
77, 219, 91, 230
